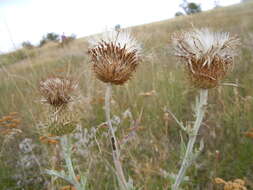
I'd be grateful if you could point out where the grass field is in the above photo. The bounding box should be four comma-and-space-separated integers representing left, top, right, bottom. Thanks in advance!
0, 2, 253, 190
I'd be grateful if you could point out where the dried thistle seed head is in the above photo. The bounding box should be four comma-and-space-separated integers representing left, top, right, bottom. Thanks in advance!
39, 77, 78, 107
88, 30, 141, 85
172, 28, 239, 89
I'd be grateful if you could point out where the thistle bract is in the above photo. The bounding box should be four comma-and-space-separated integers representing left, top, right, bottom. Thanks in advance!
39, 77, 78, 107
172, 28, 239, 89
48, 121, 77, 136
88, 30, 141, 85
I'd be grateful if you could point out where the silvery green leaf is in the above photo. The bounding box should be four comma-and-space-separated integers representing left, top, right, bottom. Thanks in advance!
179, 132, 187, 161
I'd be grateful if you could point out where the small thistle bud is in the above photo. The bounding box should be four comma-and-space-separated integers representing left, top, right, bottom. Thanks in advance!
39, 77, 78, 107
45, 110, 79, 136
48, 121, 77, 136
172, 28, 239, 89
88, 30, 141, 85
39, 77, 79, 136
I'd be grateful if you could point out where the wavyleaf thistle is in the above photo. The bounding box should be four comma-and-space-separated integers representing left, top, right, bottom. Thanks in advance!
172, 28, 239, 89
88, 30, 141, 85
39, 77, 78, 107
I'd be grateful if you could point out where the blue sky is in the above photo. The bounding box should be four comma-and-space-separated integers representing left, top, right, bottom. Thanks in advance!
0, 0, 241, 53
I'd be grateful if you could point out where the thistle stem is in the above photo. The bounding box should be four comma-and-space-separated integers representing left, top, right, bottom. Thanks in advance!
172, 89, 208, 190
50, 144, 60, 190
105, 83, 128, 190
61, 135, 81, 189
45, 136, 86, 190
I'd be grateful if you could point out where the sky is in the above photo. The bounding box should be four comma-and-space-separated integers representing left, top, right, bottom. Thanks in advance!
0, 0, 241, 53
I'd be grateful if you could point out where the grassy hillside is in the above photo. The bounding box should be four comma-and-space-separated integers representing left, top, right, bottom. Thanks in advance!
0, 2, 253, 190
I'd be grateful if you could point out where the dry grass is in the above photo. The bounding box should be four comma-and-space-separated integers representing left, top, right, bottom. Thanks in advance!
0, 2, 253, 190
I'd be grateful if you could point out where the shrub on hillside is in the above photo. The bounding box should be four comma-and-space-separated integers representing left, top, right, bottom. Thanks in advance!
39, 32, 60, 47
175, 11, 184, 17
179, 0, 202, 15
45, 32, 59, 42
22, 41, 34, 49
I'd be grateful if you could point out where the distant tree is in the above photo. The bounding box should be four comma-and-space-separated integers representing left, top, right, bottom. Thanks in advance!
175, 11, 184, 17
22, 41, 34, 49
39, 32, 60, 47
115, 24, 121, 32
180, 0, 202, 15
39, 37, 47, 47
45, 32, 59, 42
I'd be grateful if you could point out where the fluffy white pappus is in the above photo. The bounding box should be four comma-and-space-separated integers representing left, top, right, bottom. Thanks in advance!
89, 30, 141, 55
173, 28, 239, 66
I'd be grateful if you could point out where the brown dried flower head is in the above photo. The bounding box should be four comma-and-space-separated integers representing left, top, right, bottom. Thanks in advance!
214, 178, 247, 190
39, 77, 78, 107
172, 28, 239, 89
88, 30, 141, 85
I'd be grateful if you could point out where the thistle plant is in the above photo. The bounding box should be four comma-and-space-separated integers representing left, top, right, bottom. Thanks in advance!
39, 76, 79, 136
170, 28, 239, 190
88, 30, 141, 190
39, 76, 87, 190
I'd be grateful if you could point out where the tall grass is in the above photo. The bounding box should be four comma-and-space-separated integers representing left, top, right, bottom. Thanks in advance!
0, 2, 253, 189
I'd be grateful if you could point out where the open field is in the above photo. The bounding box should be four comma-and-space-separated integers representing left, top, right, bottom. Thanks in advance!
0, 2, 253, 190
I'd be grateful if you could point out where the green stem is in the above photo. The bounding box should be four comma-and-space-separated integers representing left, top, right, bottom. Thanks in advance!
105, 83, 128, 190
46, 135, 86, 190
61, 135, 83, 190
172, 89, 208, 190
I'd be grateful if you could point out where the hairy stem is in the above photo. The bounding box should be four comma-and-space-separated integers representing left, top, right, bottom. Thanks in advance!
46, 136, 86, 190
51, 144, 60, 189
172, 89, 208, 190
61, 135, 83, 190
105, 83, 128, 190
